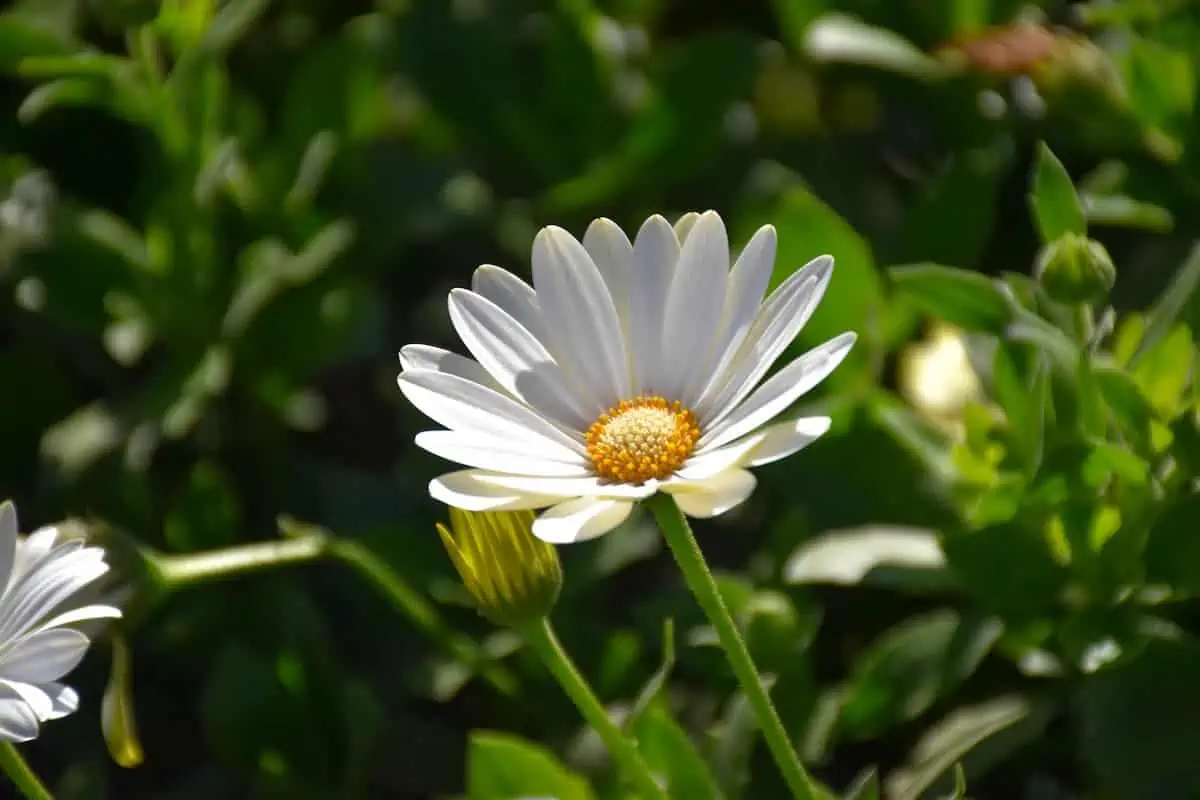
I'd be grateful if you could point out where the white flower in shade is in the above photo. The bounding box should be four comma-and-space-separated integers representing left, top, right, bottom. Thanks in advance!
398, 210, 856, 544
0, 501, 122, 742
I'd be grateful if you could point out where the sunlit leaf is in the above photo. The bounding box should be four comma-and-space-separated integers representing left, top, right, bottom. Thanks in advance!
839, 609, 1003, 738
784, 525, 949, 591
1029, 142, 1086, 244
886, 695, 1057, 800
804, 14, 945, 80
467, 731, 595, 800
889, 264, 1012, 334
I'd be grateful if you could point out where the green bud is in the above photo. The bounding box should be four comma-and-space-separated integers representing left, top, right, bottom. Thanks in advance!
437, 508, 562, 628
1035, 233, 1116, 305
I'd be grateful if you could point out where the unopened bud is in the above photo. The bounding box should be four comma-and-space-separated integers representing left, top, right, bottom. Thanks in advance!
1035, 233, 1116, 305
438, 508, 562, 628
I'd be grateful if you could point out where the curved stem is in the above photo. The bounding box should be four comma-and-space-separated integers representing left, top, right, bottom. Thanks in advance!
0, 742, 53, 800
645, 494, 819, 800
521, 618, 666, 799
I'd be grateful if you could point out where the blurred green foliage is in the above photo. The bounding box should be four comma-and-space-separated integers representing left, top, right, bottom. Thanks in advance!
2, 0, 1200, 798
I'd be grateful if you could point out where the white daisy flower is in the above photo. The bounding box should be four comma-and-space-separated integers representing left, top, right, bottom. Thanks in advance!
398, 210, 855, 544
0, 501, 122, 742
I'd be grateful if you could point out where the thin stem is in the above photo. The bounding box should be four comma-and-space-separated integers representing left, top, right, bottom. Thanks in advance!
327, 540, 518, 696
0, 742, 53, 800
156, 535, 328, 587
150, 522, 516, 696
645, 494, 818, 800
522, 618, 667, 800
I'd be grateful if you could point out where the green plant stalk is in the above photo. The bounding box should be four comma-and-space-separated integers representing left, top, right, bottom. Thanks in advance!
327, 539, 518, 695
149, 529, 516, 695
645, 494, 818, 800
0, 742, 53, 800
155, 535, 328, 587
521, 618, 667, 799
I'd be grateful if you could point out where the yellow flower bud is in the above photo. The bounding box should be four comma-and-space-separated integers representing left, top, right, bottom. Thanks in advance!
437, 508, 563, 628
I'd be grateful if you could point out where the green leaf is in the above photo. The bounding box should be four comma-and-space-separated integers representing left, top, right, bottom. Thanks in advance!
626, 619, 676, 730
803, 13, 945, 80
889, 264, 1012, 333
17, 76, 112, 123
841, 769, 880, 800
1081, 193, 1173, 232
783, 525, 950, 591
1079, 639, 1200, 798
0, 12, 75, 70
709, 690, 757, 800
1131, 324, 1193, 418
886, 695, 1057, 800
1134, 241, 1200, 366
839, 609, 1002, 738
633, 708, 723, 800
1029, 142, 1086, 244
1093, 363, 1155, 450
467, 731, 595, 800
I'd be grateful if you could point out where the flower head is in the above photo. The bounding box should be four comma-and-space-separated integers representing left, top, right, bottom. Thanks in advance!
0, 501, 122, 742
438, 508, 562, 627
399, 210, 855, 543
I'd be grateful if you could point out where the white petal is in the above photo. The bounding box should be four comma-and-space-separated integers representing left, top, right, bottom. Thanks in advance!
696, 255, 834, 425
448, 289, 592, 430
674, 212, 701, 243
629, 215, 680, 394
415, 431, 590, 477
0, 628, 91, 683
663, 469, 757, 518
532, 227, 631, 407
0, 688, 39, 742
676, 434, 768, 480
36, 603, 122, 632
399, 345, 501, 392
0, 554, 109, 643
0, 680, 52, 721
532, 498, 633, 544
0, 550, 108, 636
701, 332, 855, 450
471, 265, 549, 343
398, 369, 586, 457
42, 682, 79, 720
4, 528, 64, 595
660, 211, 730, 404
583, 218, 634, 344
429, 470, 562, 512
472, 473, 658, 500
691, 225, 776, 403
744, 416, 830, 467
0, 502, 16, 595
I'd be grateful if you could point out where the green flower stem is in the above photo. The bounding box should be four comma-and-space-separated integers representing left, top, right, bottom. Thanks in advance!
0, 742, 53, 800
149, 521, 516, 695
521, 618, 666, 800
155, 535, 328, 587
325, 539, 518, 696
645, 494, 818, 800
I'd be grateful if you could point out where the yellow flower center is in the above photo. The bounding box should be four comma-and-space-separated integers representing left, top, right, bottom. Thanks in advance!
586, 396, 700, 484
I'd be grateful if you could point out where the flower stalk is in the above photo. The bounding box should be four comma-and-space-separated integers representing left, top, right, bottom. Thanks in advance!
0, 742, 52, 800
521, 618, 667, 800
645, 493, 820, 800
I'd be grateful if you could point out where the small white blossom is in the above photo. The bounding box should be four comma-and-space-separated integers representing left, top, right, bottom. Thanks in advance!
0, 502, 122, 742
